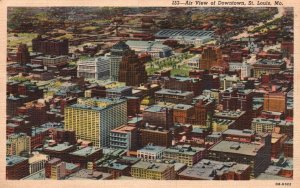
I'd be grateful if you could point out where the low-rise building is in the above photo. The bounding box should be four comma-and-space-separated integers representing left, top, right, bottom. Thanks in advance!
137, 145, 166, 161
42, 142, 77, 161
106, 86, 132, 98
253, 59, 286, 78
131, 161, 176, 180
173, 104, 194, 124
163, 145, 206, 166
207, 136, 271, 178
211, 118, 236, 132
222, 129, 255, 143
178, 159, 251, 180
155, 89, 194, 104
251, 118, 293, 137
110, 125, 138, 151
213, 110, 250, 130
143, 105, 173, 130
28, 152, 49, 174
6, 155, 30, 180
31, 55, 68, 68
140, 126, 173, 148
68, 146, 103, 169
65, 169, 113, 180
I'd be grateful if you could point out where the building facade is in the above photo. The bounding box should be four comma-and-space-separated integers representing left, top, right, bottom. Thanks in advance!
207, 134, 271, 178
137, 145, 166, 161
6, 155, 30, 180
200, 46, 223, 70
110, 41, 130, 81
155, 89, 194, 104
77, 56, 110, 80
252, 59, 286, 78
32, 35, 69, 56
263, 92, 287, 114
140, 127, 173, 148
163, 145, 206, 166
64, 97, 127, 147
131, 161, 176, 180
143, 105, 173, 130
110, 125, 138, 151
178, 159, 251, 180
118, 50, 147, 86
7, 133, 31, 156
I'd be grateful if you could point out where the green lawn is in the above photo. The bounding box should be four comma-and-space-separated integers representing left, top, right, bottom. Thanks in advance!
146, 53, 194, 76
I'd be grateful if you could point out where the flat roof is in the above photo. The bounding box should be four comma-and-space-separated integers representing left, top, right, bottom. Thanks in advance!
155, 29, 214, 38
126, 40, 171, 51
164, 145, 205, 156
69, 97, 126, 111
191, 127, 205, 134
223, 129, 255, 137
100, 161, 128, 170
7, 123, 19, 128
6, 155, 28, 166
256, 173, 292, 180
128, 117, 143, 124
65, 169, 112, 180
106, 86, 132, 93
155, 89, 193, 97
171, 76, 199, 82
131, 161, 174, 172
212, 118, 235, 125
141, 127, 170, 133
179, 159, 249, 180
144, 105, 168, 113
22, 169, 46, 180
138, 145, 166, 153
70, 146, 101, 157
44, 143, 74, 152
209, 141, 263, 156
48, 158, 61, 164
214, 110, 246, 118
7, 133, 28, 139
111, 125, 136, 133
254, 59, 285, 66
252, 118, 293, 126
173, 104, 194, 110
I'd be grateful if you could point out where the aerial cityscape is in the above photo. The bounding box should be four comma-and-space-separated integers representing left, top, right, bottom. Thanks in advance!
6, 7, 293, 180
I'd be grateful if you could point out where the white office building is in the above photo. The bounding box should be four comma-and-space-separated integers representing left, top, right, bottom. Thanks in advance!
229, 61, 252, 80
77, 56, 110, 80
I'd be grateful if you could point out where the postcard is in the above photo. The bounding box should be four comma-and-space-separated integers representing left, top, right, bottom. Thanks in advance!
0, 0, 299, 187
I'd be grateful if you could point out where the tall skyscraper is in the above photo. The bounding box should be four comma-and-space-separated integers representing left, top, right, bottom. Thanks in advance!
200, 46, 223, 70
16, 44, 30, 65
110, 41, 130, 81
118, 50, 147, 86
64, 97, 127, 147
